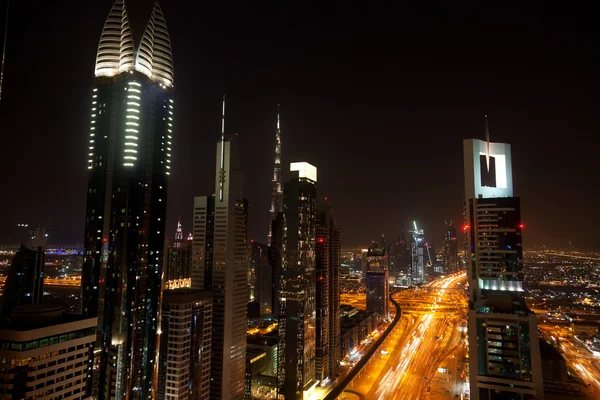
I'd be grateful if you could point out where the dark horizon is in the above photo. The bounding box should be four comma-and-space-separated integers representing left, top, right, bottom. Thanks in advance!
0, 0, 599, 250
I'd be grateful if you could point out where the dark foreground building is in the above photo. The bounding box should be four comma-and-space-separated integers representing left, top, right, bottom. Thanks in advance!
81, 1, 175, 398
0, 305, 96, 399
278, 162, 318, 399
1, 227, 47, 319
158, 289, 212, 400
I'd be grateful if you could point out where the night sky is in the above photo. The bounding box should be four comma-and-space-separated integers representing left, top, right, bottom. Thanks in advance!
0, 0, 599, 249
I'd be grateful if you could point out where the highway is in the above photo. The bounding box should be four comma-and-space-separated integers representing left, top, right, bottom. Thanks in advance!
337, 273, 468, 400
538, 323, 600, 398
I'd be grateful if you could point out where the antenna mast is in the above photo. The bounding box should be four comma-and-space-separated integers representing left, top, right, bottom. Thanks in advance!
0, 0, 9, 104
219, 94, 226, 201
484, 114, 491, 171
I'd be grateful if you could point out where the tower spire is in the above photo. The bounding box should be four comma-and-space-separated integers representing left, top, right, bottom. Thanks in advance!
0, 0, 10, 104
268, 104, 283, 245
484, 114, 491, 171
219, 94, 226, 201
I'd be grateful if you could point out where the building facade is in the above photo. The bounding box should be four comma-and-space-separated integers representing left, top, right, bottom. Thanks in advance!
81, 1, 174, 398
268, 107, 283, 247
192, 195, 215, 292
409, 224, 425, 285
0, 305, 96, 399
252, 241, 272, 315
442, 223, 458, 274
1, 227, 47, 319
464, 137, 543, 400
158, 289, 212, 400
278, 162, 318, 399
165, 220, 193, 289
191, 102, 247, 399
365, 242, 389, 320
314, 207, 341, 382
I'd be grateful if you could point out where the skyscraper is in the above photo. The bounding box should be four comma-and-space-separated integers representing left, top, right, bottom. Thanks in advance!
252, 241, 272, 314
0, 305, 97, 399
315, 206, 341, 382
191, 98, 247, 399
365, 242, 389, 320
1, 226, 46, 319
81, 1, 174, 398
464, 132, 543, 400
278, 162, 318, 400
268, 106, 283, 246
269, 212, 284, 317
192, 195, 215, 291
409, 222, 425, 285
158, 289, 212, 400
442, 222, 458, 274
164, 219, 193, 289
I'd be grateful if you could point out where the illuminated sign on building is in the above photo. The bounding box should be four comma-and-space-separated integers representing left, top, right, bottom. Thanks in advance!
290, 162, 317, 182
463, 139, 513, 199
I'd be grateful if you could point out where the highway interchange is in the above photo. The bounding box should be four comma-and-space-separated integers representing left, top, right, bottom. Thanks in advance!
336, 273, 468, 400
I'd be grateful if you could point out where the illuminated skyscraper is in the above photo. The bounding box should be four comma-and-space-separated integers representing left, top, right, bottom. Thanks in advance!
442, 222, 458, 274
81, 1, 174, 398
464, 126, 543, 399
191, 98, 247, 399
278, 162, 318, 399
409, 223, 425, 285
365, 242, 389, 320
158, 289, 212, 400
268, 106, 283, 246
315, 206, 341, 382
165, 219, 193, 289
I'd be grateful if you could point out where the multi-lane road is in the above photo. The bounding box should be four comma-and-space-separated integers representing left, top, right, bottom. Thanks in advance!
337, 273, 468, 400
538, 323, 600, 398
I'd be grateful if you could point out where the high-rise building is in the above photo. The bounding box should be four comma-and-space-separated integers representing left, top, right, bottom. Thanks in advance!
268, 106, 283, 246
409, 223, 425, 285
269, 212, 284, 317
464, 133, 543, 400
315, 206, 341, 382
192, 195, 215, 291
1, 226, 47, 319
82, 0, 173, 399
442, 222, 458, 274
365, 242, 389, 320
0, 305, 96, 399
191, 98, 247, 399
158, 289, 212, 400
81, 1, 174, 398
252, 241, 272, 315
278, 162, 318, 399
165, 219, 193, 289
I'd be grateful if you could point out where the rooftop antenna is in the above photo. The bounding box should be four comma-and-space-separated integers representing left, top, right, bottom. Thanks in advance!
0, 0, 9, 104
219, 94, 226, 201
484, 114, 491, 171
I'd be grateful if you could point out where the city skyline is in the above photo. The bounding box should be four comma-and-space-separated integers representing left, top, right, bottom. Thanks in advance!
1, 1, 600, 399
1, 1, 600, 251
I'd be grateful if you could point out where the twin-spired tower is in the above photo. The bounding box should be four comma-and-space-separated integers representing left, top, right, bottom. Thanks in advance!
81, 1, 174, 398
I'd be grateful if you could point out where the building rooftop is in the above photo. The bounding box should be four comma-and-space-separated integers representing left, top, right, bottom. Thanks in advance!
162, 288, 212, 304
0, 304, 95, 333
